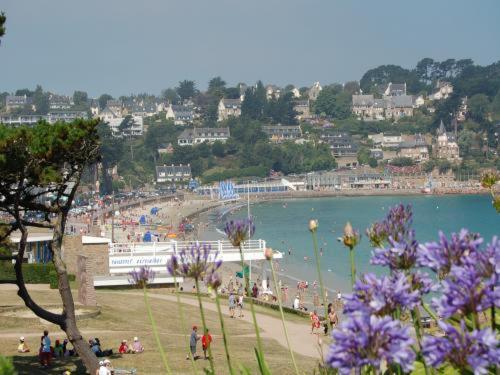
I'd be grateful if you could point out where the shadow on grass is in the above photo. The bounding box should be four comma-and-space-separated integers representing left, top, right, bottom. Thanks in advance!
11, 353, 120, 374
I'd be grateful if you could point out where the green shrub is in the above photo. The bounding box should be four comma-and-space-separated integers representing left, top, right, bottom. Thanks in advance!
0, 356, 16, 375
0, 262, 74, 286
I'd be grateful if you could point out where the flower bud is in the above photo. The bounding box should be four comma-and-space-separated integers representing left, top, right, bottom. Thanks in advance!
264, 247, 273, 260
309, 219, 318, 232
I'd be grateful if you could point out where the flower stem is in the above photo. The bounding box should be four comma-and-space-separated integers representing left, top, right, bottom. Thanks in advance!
349, 247, 356, 288
422, 302, 439, 323
214, 293, 235, 375
491, 306, 496, 332
311, 230, 329, 323
194, 278, 216, 374
238, 245, 269, 373
269, 259, 300, 375
410, 306, 430, 375
238, 244, 251, 297
173, 275, 197, 374
143, 285, 172, 375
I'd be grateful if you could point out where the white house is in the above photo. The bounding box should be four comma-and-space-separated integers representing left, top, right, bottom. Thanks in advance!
166, 105, 194, 125
429, 81, 453, 101
177, 127, 230, 146
308, 82, 322, 101
218, 98, 242, 122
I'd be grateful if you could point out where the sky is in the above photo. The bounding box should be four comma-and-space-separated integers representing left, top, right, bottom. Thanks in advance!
1, 0, 499, 97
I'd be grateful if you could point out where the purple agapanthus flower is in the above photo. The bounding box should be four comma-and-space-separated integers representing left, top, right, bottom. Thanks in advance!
327, 312, 415, 374
366, 204, 413, 247
128, 265, 155, 288
432, 263, 496, 318
343, 272, 420, 316
422, 321, 500, 374
418, 229, 483, 278
205, 268, 222, 289
167, 242, 222, 280
224, 217, 255, 247
371, 232, 419, 271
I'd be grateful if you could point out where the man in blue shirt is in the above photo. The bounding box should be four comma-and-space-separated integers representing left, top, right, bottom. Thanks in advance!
187, 325, 199, 360
41, 330, 51, 368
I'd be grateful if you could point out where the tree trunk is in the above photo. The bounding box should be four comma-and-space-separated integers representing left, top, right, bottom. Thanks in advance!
52, 213, 99, 374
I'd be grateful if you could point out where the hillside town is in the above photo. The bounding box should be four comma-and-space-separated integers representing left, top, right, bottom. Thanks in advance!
1, 58, 499, 194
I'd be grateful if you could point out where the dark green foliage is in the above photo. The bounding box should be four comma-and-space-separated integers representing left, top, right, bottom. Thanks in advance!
390, 157, 415, 167
0, 356, 15, 375
176, 80, 197, 100
73, 90, 88, 107
32, 85, 49, 115
98, 94, 113, 109
0, 12, 6, 41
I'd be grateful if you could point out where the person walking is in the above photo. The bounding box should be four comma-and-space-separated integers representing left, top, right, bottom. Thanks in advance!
228, 293, 236, 318
201, 328, 212, 360
237, 294, 244, 318
310, 310, 320, 334
187, 325, 200, 360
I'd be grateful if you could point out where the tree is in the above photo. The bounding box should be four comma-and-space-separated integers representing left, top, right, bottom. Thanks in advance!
32, 85, 49, 115
97, 122, 123, 194
468, 94, 490, 122
390, 157, 415, 167
98, 94, 113, 109
314, 87, 351, 119
343, 81, 360, 95
241, 81, 267, 120
176, 80, 197, 101
207, 77, 226, 99
357, 148, 371, 166
0, 12, 6, 42
0, 120, 101, 374
73, 91, 88, 107
211, 140, 225, 157
161, 88, 179, 104
458, 129, 476, 157
265, 92, 297, 124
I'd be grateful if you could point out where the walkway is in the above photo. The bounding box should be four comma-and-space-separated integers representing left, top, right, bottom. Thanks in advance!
103, 291, 323, 359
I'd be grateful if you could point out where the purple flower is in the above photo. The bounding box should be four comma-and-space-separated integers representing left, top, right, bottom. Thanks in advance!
422, 321, 500, 373
327, 312, 415, 374
418, 229, 483, 278
371, 233, 419, 271
205, 269, 222, 290
167, 243, 222, 280
408, 270, 435, 295
344, 272, 420, 316
366, 204, 413, 247
432, 263, 496, 318
128, 266, 155, 288
224, 218, 255, 247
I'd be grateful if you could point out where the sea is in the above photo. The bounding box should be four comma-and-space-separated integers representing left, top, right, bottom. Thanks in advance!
200, 194, 499, 293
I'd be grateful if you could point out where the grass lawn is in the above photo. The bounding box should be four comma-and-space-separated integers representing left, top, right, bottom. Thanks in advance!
0, 287, 320, 374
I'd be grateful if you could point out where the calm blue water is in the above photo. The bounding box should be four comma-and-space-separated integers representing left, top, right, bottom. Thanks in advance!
225, 195, 499, 292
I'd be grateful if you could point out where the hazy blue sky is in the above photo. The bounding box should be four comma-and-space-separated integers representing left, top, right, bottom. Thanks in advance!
1, 0, 499, 97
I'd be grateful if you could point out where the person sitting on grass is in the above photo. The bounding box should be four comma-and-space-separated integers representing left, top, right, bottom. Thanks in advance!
131, 337, 144, 353
17, 337, 30, 353
53, 339, 64, 357
201, 328, 212, 360
119, 339, 131, 354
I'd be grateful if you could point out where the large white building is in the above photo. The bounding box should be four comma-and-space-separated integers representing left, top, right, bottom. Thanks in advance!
177, 127, 230, 146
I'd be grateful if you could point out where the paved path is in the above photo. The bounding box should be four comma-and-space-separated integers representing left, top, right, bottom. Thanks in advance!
103, 291, 323, 359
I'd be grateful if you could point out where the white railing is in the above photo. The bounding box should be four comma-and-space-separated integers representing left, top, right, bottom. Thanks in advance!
109, 239, 266, 256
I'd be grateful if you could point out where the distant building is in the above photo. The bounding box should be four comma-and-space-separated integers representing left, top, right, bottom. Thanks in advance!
291, 87, 301, 98
177, 127, 230, 146
306, 169, 391, 190
217, 98, 242, 122
308, 82, 322, 101
107, 115, 144, 137
90, 99, 100, 116
265, 85, 281, 100
368, 133, 403, 148
320, 132, 358, 157
383, 82, 407, 97
429, 81, 453, 101
100, 106, 120, 122
5, 95, 32, 112
49, 94, 73, 110
436, 120, 461, 162
166, 104, 194, 125
262, 125, 302, 143
397, 134, 429, 162
352, 94, 415, 121
293, 100, 311, 121
47, 111, 88, 123
106, 100, 123, 117
0, 111, 87, 125
156, 164, 192, 185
